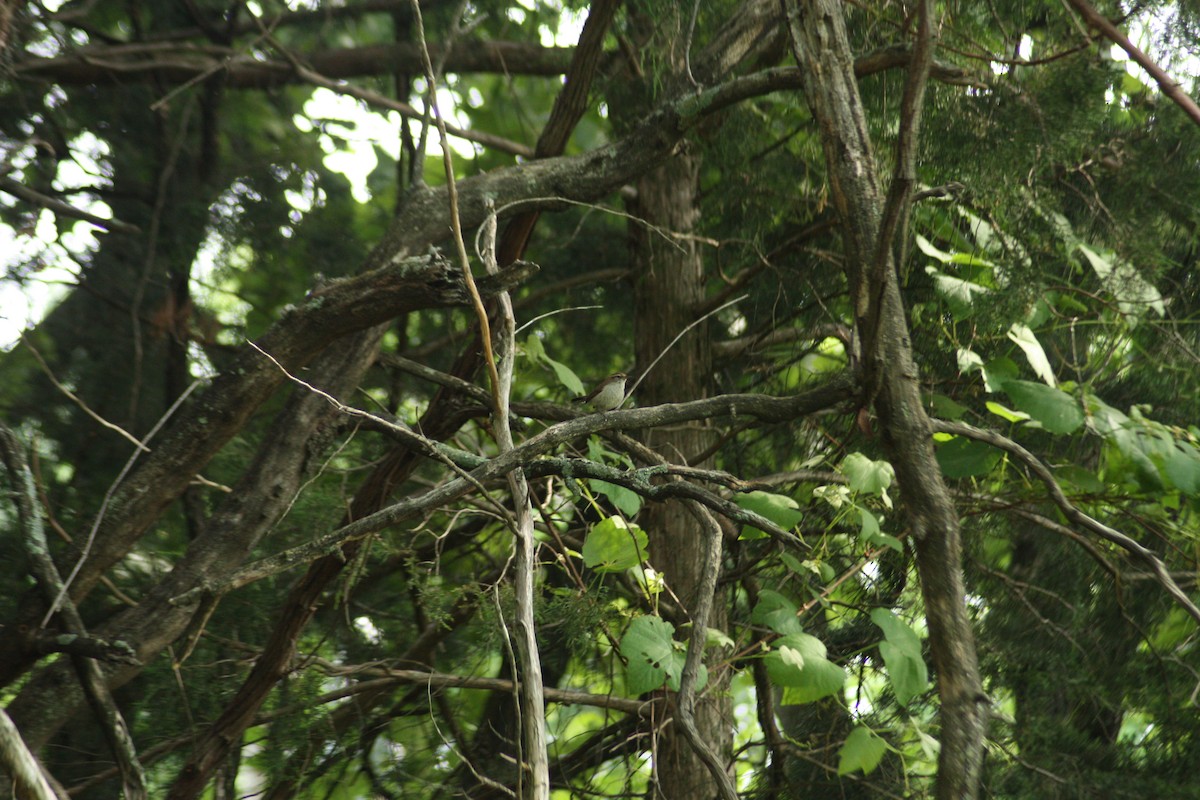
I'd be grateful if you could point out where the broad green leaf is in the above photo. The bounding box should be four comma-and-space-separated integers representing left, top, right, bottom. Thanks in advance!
930, 393, 969, 420
767, 633, 846, 703
1086, 395, 1129, 437
779, 645, 805, 669
1055, 465, 1104, 494
837, 726, 888, 776
582, 516, 648, 572
956, 348, 983, 374
1007, 323, 1055, 386
588, 479, 643, 518
546, 356, 585, 396
915, 234, 955, 264
666, 654, 706, 693
620, 615, 676, 695
842, 453, 895, 497
752, 590, 801, 636
925, 266, 990, 317
706, 627, 735, 649
1003, 380, 1083, 434
936, 437, 1001, 478
1161, 444, 1200, 494
524, 333, 546, 361
1078, 244, 1164, 318
525, 336, 585, 395
986, 400, 1030, 423
870, 609, 930, 706
737, 491, 804, 540
982, 357, 1019, 392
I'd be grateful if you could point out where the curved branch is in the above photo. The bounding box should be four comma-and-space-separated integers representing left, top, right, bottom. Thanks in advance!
933, 419, 1200, 625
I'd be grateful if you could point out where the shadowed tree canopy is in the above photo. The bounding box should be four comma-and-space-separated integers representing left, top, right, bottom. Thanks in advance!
1, 1, 1200, 799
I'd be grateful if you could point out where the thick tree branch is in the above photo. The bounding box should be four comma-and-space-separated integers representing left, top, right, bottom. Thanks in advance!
783, 0, 988, 796
0, 709, 58, 800
14, 40, 572, 86
1062, 0, 1200, 128
173, 376, 853, 600
41, 254, 535, 605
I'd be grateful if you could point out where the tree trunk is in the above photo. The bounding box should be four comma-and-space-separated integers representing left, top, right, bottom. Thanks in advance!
631, 153, 732, 799
783, 0, 987, 796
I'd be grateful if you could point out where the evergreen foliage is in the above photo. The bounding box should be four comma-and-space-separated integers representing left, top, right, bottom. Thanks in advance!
0, 0, 1198, 798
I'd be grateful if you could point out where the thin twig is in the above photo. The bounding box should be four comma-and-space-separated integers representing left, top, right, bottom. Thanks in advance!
0, 176, 139, 233
627, 294, 748, 403
48, 380, 200, 625
22, 337, 150, 452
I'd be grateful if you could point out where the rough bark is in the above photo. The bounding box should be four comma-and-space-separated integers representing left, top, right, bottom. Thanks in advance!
632, 152, 732, 799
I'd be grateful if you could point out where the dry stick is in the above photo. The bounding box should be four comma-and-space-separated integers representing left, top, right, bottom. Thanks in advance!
932, 419, 1200, 625
0, 428, 147, 800
1062, 0, 1200, 128
408, 3, 548, 796
481, 203, 551, 799
0, 708, 58, 800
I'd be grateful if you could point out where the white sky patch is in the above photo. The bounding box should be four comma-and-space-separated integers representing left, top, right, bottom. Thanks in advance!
299, 85, 480, 203
354, 615, 383, 645
0, 132, 111, 349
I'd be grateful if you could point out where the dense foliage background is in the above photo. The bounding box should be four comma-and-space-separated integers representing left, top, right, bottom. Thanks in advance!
1, 0, 1200, 798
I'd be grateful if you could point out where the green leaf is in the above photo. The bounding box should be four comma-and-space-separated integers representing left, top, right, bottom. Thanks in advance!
588, 479, 643, 517
925, 266, 989, 317
1078, 243, 1164, 318
841, 453, 895, 497
752, 590, 802, 636
957, 348, 984, 374
870, 609, 930, 706
1161, 444, 1200, 495
620, 615, 676, 695
546, 356, 585, 396
929, 393, 969, 420
1007, 323, 1055, 386
737, 490, 804, 540
582, 516, 648, 572
1002, 380, 1083, 434
915, 234, 955, 264
1055, 465, 1104, 494
837, 727, 888, 775
705, 627, 735, 649
982, 357, 1019, 392
936, 437, 1001, 478
767, 633, 846, 703
858, 508, 903, 552
985, 400, 1030, 423
524, 333, 584, 394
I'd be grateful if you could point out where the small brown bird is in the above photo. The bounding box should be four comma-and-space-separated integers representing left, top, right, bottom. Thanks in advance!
573, 372, 628, 411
